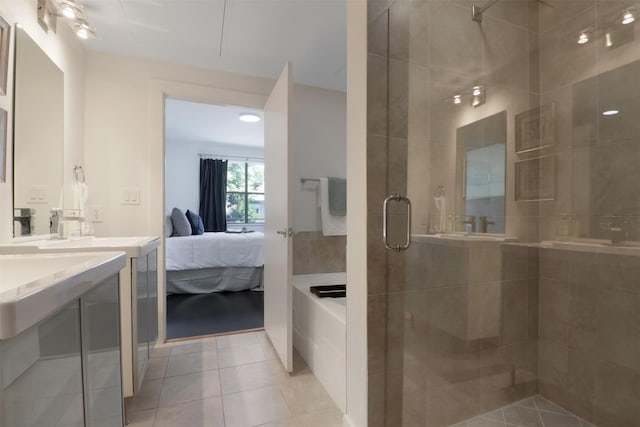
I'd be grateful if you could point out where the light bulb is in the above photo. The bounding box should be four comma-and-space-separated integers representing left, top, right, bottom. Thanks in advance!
453, 95, 462, 104
577, 32, 589, 44
61, 5, 76, 19
472, 86, 482, 96
602, 109, 619, 116
622, 10, 635, 24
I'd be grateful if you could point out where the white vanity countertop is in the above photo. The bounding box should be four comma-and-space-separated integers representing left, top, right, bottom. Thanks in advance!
0, 236, 161, 258
412, 233, 515, 246
0, 251, 126, 340
539, 240, 640, 256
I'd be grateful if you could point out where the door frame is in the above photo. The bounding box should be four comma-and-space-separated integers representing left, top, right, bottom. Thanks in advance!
149, 80, 268, 343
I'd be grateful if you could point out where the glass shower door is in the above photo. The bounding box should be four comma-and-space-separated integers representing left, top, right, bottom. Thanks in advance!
368, 0, 640, 426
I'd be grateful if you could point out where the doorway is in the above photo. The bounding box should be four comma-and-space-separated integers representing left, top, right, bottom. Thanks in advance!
163, 98, 266, 340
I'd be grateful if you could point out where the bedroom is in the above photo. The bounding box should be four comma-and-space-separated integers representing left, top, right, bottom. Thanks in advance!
163, 90, 346, 341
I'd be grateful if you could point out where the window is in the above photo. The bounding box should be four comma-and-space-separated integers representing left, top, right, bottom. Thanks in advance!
226, 161, 265, 224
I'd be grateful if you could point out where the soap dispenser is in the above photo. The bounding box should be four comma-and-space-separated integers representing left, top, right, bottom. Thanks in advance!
558, 213, 570, 241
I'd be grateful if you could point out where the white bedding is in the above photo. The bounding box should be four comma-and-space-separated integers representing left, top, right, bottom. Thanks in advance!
165, 232, 264, 271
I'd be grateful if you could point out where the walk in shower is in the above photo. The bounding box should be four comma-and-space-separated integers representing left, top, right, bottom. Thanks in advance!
367, 0, 640, 425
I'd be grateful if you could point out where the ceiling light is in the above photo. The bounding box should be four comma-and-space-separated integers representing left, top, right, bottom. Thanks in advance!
58, 1, 82, 19
453, 95, 462, 104
74, 21, 95, 39
602, 109, 619, 116
577, 31, 590, 44
472, 86, 482, 96
622, 9, 636, 24
239, 113, 261, 123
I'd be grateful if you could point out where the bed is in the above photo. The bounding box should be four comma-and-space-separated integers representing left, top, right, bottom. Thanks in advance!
165, 231, 264, 294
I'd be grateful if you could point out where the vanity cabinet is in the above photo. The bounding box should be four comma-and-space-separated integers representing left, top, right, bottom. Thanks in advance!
0, 236, 161, 398
1, 274, 123, 427
131, 248, 158, 394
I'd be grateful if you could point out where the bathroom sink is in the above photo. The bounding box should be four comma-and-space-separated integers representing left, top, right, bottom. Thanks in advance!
0, 252, 126, 339
0, 236, 160, 258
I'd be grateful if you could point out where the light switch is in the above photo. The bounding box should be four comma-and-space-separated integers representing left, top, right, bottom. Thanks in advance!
122, 187, 141, 205
27, 186, 48, 204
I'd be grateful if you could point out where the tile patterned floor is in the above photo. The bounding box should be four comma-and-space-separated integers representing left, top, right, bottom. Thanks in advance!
453, 395, 597, 427
125, 331, 343, 427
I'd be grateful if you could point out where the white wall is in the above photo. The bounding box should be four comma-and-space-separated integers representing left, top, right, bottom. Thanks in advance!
292, 85, 346, 232
345, 0, 368, 426
84, 52, 345, 238
0, 0, 85, 243
83, 52, 274, 237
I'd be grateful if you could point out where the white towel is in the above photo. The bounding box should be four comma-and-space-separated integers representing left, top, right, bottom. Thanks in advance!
320, 177, 346, 236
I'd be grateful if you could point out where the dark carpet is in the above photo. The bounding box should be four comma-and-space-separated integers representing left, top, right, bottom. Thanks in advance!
166, 291, 264, 340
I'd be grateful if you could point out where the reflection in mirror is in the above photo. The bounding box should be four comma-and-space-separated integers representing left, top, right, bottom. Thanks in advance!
573, 59, 640, 243
13, 26, 64, 237
455, 111, 506, 234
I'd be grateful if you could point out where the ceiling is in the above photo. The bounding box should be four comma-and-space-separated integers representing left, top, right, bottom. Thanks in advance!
81, 0, 347, 92
164, 99, 264, 147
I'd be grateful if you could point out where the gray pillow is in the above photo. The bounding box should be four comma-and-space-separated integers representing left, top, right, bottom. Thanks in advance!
164, 215, 174, 237
171, 208, 192, 236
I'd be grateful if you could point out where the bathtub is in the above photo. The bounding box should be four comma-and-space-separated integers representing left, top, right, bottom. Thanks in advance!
293, 272, 346, 412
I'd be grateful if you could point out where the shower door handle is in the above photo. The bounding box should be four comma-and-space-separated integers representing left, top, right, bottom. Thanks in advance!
383, 194, 412, 252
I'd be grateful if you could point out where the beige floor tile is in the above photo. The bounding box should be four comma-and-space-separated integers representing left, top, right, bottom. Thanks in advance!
165, 349, 219, 377
256, 407, 343, 427
219, 359, 289, 395
146, 357, 168, 380
216, 331, 260, 349
126, 409, 155, 427
169, 338, 217, 356
125, 379, 163, 412
218, 343, 269, 368
150, 346, 171, 359
158, 370, 221, 407
280, 374, 336, 415
154, 397, 224, 427
223, 386, 292, 427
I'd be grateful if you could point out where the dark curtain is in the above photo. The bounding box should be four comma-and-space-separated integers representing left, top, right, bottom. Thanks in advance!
199, 159, 228, 232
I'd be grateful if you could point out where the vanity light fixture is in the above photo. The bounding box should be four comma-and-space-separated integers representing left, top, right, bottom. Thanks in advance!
58, 0, 82, 19
602, 109, 619, 116
577, 31, 590, 44
622, 9, 636, 24
471, 85, 485, 107
239, 113, 261, 123
73, 20, 95, 39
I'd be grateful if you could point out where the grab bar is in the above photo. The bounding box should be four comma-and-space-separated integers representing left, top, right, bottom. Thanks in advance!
383, 193, 412, 252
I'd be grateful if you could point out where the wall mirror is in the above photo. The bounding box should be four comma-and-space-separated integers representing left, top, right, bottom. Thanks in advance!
573, 59, 640, 242
455, 111, 506, 234
13, 26, 64, 237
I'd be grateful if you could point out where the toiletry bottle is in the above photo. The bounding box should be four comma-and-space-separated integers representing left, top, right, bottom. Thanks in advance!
447, 214, 453, 233
558, 213, 569, 241
570, 214, 580, 237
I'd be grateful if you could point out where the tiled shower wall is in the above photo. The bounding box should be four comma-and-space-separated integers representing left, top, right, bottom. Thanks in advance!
292, 232, 346, 274
538, 247, 640, 427
402, 240, 539, 426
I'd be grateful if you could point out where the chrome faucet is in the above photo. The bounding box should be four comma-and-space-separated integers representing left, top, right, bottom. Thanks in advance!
600, 219, 625, 245
479, 216, 495, 233
50, 208, 85, 238
461, 216, 476, 233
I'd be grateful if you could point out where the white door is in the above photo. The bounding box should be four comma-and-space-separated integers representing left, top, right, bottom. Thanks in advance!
263, 63, 293, 372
